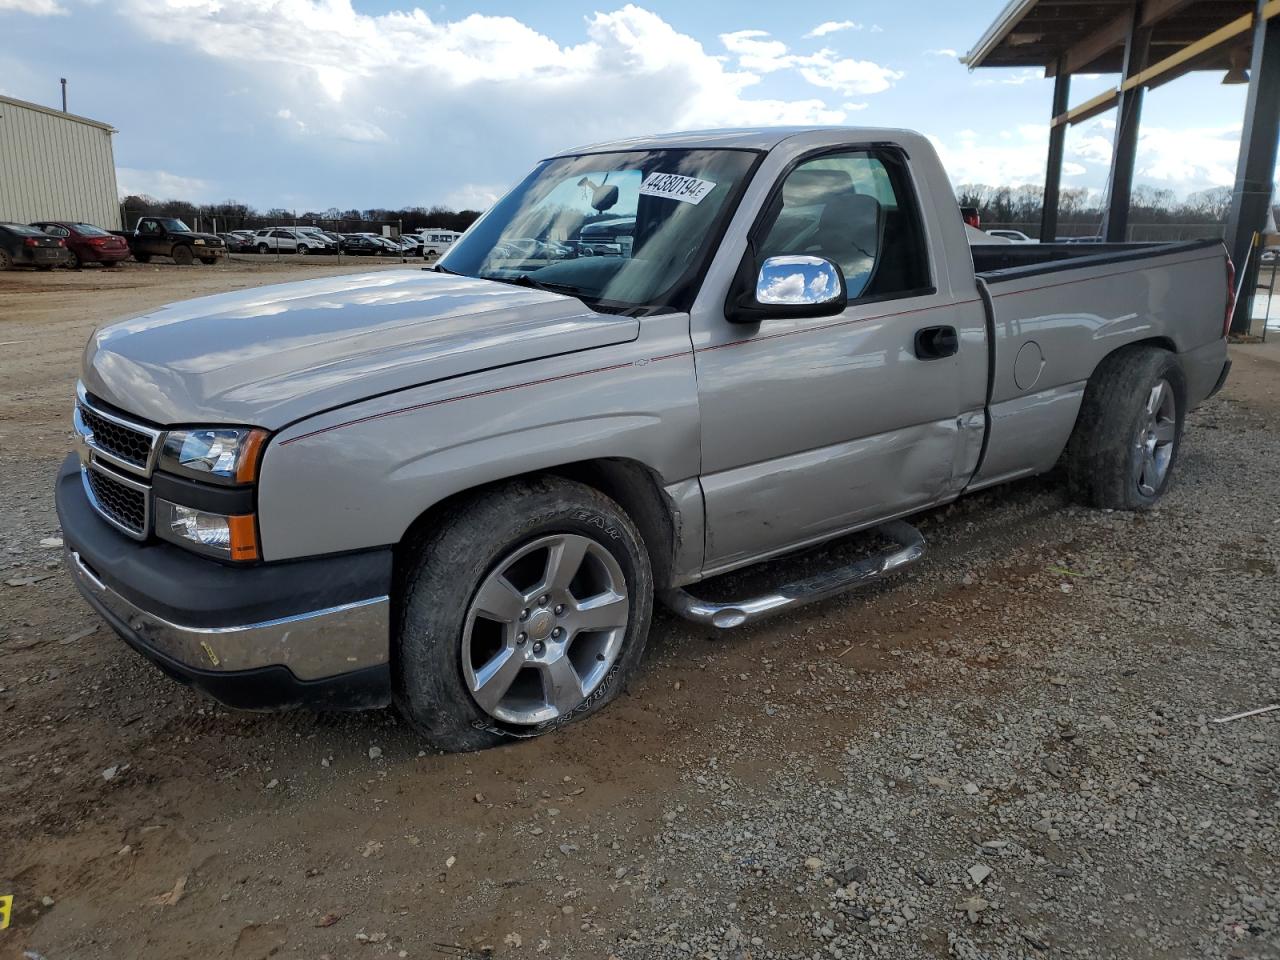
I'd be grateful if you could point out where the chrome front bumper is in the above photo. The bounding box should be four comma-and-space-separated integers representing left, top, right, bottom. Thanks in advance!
65, 547, 389, 680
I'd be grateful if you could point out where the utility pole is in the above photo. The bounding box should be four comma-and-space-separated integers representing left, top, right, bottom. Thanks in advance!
60, 78, 67, 112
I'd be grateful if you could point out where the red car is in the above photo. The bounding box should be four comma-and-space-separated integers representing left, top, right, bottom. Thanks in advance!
30, 221, 130, 269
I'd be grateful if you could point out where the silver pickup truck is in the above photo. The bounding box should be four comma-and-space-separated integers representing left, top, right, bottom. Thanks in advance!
57, 127, 1233, 751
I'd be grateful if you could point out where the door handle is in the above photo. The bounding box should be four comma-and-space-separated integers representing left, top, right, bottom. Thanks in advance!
914, 325, 958, 361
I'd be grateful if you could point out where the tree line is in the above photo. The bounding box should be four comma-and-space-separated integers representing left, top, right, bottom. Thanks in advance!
956, 183, 1235, 238
118, 196, 484, 235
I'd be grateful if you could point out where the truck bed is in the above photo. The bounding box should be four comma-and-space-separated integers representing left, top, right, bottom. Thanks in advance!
972, 238, 1223, 283
967, 236, 1230, 492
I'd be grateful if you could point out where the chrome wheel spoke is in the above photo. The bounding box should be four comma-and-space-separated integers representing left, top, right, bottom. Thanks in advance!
541, 655, 585, 714
471, 648, 525, 714
1153, 418, 1176, 445
473, 574, 526, 622
545, 536, 590, 593
570, 592, 629, 633
1146, 382, 1165, 415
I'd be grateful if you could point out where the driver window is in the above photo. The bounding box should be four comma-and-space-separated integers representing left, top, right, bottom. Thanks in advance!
760, 149, 930, 301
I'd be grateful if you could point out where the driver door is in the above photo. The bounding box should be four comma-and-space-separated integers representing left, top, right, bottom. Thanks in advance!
695, 147, 985, 572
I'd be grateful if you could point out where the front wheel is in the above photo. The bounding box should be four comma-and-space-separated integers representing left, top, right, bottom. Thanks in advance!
172, 244, 194, 266
395, 477, 654, 752
257, 243, 270, 255
1065, 345, 1186, 510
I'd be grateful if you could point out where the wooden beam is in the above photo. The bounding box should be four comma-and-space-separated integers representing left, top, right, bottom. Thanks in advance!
1052, 87, 1120, 127
1122, 10, 1254, 88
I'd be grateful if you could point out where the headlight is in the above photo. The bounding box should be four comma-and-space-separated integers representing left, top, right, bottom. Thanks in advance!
155, 499, 259, 561
160, 427, 268, 485
193, 239, 206, 245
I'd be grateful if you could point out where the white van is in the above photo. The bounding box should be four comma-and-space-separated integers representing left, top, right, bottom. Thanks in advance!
415, 229, 461, 259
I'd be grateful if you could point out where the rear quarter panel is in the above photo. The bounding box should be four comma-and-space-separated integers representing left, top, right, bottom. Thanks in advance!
256, 313, 701, 563
971, 243, 1229, 489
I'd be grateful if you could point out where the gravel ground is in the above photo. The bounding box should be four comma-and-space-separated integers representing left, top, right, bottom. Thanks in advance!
0, 264, 1276, 960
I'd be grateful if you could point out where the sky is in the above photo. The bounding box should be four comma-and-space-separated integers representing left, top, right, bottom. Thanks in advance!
0, 0, 1255, 212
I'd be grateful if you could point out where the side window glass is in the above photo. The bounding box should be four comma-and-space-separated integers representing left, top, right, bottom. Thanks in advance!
759, 150, 930, 302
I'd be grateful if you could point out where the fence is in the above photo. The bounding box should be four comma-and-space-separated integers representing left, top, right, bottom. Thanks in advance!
984, 221, 1228, 243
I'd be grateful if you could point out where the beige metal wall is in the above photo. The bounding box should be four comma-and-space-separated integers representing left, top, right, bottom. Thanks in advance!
0, 95, 120, 229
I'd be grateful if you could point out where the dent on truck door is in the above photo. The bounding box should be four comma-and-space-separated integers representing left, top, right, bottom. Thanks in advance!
695, 147, 986, 572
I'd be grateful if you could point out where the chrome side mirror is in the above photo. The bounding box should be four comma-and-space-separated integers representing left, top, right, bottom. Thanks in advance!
755, 255, 846, 307
727, 254, 847, 324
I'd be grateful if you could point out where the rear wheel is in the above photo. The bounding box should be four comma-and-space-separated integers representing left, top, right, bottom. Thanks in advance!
65, 251, 82, 270
172, 244, 194, 266
1065, 345, 1186, 510
395, 477, 654, 752
297, 245, 308, 256
133, 252, 151, 263
257, 243, 270, 255
0, 249, 13, 271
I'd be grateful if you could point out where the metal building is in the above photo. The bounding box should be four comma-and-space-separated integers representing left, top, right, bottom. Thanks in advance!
0, 94, 121, 229
965, 0, 1280, 335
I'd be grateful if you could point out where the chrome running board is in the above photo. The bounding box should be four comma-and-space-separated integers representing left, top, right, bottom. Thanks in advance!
661, 520, 925, 629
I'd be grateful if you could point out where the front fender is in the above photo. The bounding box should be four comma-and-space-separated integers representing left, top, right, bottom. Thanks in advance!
256, 315, 700, 561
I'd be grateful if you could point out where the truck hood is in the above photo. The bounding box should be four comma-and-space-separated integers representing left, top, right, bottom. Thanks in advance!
82, 270, 638, 429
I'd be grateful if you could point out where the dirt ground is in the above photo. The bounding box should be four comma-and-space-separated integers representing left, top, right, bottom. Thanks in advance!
1, 261, 1277, 960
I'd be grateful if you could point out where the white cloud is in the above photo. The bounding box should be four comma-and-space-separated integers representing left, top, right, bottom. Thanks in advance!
805, 20, 861, 39
925, 48, 958, 58
799, 52, 904, 96
0, 0, 66, 14
721, 29, 902, 96
974, 68, 1043, 87
119, 2, 851, 144
720, 29, 792, 73
117, 167, 213, 200
842, 102, 870, 112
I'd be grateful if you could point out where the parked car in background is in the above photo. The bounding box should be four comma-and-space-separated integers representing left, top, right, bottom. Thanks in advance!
30, 221, 129, 268
355, 233, 402, 255
56, 126, 1232, 752
128, 217, 225, 265
253, 228, 329, 255
220, 230, 257, 252
417, 229, 461, 259
293, 226, 340, 254
985, 229, 1036, 243
0, 221, 69, 270
399, 234, 424, 256
339, 234, 390, 256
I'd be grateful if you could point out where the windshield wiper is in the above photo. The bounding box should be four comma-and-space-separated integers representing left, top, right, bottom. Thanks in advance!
484, 273, 586, 297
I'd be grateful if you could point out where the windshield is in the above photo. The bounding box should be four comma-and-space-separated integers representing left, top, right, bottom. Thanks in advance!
158, 218, 191, 233
439, 148, 757, 312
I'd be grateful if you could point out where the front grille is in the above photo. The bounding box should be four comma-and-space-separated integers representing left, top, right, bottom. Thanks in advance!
78, 402, 155, 469
85, 468, 147, 536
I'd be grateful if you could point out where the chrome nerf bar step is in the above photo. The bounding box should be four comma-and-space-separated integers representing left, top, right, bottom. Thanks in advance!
661, 520, 926, 629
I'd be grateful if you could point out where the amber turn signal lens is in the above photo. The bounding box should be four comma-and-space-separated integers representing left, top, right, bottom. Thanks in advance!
234, 430, 269, 484
228, 514, 260, 561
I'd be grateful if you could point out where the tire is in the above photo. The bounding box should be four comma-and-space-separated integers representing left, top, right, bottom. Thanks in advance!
257, 243, 270, 255
0, 249, 13, 271
66, 251, 82, 270
199, 256, 217, 265
395, 476, 654, 752
172, 244, 194, 266
105, 259, 122, 268
1065, 345, 1187, 511
133, 252, 151, 263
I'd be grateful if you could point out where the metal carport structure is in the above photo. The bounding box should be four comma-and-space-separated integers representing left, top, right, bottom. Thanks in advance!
965, 0, 1280, 334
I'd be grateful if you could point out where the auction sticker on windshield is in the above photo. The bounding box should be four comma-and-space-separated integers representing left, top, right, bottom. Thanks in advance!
639, 172, 716, 205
